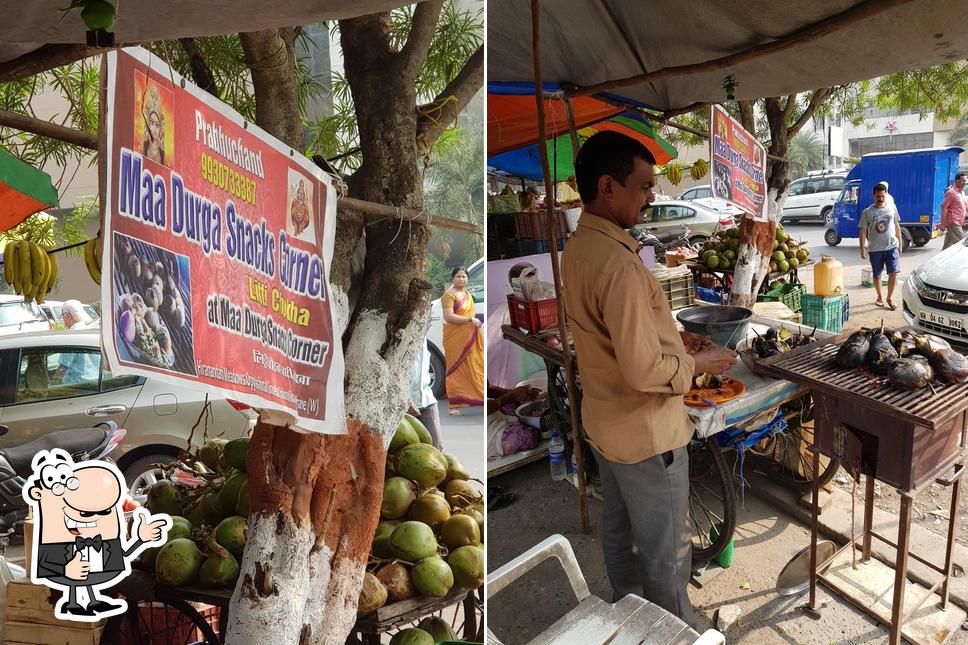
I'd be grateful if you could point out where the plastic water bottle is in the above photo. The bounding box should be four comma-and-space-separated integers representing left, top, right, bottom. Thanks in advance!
549, 432, 566, 481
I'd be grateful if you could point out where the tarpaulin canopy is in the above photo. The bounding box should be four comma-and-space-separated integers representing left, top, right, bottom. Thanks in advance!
488, 0, 968, 114
0, 148, 59, 232
488, 110, 677, 181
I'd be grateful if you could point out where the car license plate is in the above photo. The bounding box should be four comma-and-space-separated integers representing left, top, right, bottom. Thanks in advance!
920, 310, 964, 331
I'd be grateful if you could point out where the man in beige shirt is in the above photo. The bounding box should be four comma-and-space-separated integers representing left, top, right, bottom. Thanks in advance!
562, 131, 736, 626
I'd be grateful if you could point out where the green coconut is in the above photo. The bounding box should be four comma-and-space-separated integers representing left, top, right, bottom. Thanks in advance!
381, 477, 417, 520
411, 556, 454, 598
448, 545, 484, 590
464, 509, 485, 536
168, 516, 193, 541
155, 538, 204, 586
372, 521, 399, 560
388, 628, 434, 645
198, 438, 229, 472
443, 453, 470, 484
357, 572, 388, 617
376, 562, 416, 602
389, 521, 439, 562
199, 491, 225, 526
444, 479, 483, 508
417, 616, 457, 642
389, 420, 420, 454
236, 479, 250, 516
440, 514, 481, 549
80, 0, 116, 30
199, 542, 240, 588
395, 443, 448, 488
409, 493, 451, 530
184, 503, 206, 528
219, 473, 247, 516
214, 516, 248, 558
146, 480, 183, 517
139, 546, 161, 572
404, 414, 434, 445
222, 437, 250, 472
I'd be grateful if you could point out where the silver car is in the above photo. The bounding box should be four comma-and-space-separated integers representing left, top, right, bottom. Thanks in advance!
0, 330, 251, 495
634, 200, 735, 246
0, 295, 51, 336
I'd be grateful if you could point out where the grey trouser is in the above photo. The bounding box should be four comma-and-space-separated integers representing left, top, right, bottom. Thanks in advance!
416, 404, 442, 448
944, 223, 966, 249
593, 445, 696, 627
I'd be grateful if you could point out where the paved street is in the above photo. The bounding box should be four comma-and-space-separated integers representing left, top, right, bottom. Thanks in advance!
437, 400, 485, 482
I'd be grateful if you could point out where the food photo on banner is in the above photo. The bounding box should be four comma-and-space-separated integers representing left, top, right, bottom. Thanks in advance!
710, 104, 768, 221
101, 47, 345, 434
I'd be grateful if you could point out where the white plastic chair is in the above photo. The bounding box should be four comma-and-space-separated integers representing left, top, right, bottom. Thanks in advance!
487, 534, 726, 644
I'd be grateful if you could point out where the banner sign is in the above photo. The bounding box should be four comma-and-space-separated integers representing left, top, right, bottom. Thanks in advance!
710, 105, 767, 221
103, 48, 344, 434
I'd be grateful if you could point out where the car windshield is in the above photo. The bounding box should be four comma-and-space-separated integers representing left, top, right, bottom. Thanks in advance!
0, 301, 44, 326
467, 261, 484, 299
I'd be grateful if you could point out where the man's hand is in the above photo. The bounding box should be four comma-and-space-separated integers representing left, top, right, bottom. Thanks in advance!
65, 551, 89, 581
693, 346, 738, 375
860, 245, 866, 260
680, 331, 714, 354
509, 386, 540, 406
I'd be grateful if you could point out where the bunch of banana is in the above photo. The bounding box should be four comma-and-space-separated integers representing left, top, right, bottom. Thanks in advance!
690, 158, 709, 181
3, 240, 59, 303
83, 236, 102, 286
663, 161, 684, 186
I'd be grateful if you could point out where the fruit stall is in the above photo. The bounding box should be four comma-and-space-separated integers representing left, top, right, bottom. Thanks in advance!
91, 415, 484, 644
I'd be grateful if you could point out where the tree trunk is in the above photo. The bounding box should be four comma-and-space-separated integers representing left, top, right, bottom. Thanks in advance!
728, 98, 793, 309
226, 9, 449, 642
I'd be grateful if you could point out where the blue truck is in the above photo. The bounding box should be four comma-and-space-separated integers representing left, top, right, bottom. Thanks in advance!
824, 146, 964, 249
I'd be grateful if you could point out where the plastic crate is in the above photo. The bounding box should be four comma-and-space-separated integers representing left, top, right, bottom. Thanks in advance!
657, 272, 694, 310
801, 293, 847, 332
507, 294, 558, 333
758, 282, 806, 313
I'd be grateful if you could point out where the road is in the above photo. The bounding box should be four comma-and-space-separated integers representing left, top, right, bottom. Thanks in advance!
437, 399, 485, 481
782, 220, 945, 281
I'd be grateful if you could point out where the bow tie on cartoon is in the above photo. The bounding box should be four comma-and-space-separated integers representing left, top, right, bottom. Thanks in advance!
75, 536, 103, 552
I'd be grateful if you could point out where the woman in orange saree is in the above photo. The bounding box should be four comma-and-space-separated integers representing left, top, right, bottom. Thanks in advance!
441, 266, 485, 415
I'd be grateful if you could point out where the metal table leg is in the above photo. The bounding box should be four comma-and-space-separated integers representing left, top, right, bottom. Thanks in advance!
809, 448, 820, 611
889, 495, 914, 645
862, 476, 875, 562
942, 464, 963, 608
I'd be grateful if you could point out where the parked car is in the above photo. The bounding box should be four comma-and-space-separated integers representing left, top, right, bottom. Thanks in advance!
39, 300, 101, 329
634, 200, 733, 246
678, 185, 744, 217
781, 170, 846, 224
0, 330, 252, 497
0, 295, 50, 336
902, 240, 968, 347
428, 257, 484, 399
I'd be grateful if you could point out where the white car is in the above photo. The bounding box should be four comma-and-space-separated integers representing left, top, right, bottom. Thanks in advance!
902, 240, 968, 347
428, 257, 484, 399
634, 200, 734, 245
0, 330, 252, 497
0, 295, 51, 336
678, 185, 744, 218
781, 171, 846, 224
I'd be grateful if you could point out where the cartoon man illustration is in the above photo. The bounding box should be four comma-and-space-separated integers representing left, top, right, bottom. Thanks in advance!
24, 449, 170, 621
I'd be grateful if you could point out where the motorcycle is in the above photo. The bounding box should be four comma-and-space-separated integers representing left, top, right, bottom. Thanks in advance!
0, 421, 126, 536
630, 224, 695, 259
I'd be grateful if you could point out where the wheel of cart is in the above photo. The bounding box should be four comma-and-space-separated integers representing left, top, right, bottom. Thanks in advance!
755, 394, 842, 491
688, 435, 736, 561
347, 588, 484, 644
100, 596, 222, 645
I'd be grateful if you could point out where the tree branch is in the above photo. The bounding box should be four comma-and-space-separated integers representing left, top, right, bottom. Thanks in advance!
782, 93, 797, 122
240, 29, 302, 150
789, 87, 832, 136
0, 44, 111, 83
399, 0, 443, 80
0, 109, 96, 149
415, 45, 483, 157
178, 38, 219, 98
565, 0, 915, 99
738, 99, 755, 132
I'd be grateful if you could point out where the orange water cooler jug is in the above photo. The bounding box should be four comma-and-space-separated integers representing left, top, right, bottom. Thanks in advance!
814, 255, 844, 296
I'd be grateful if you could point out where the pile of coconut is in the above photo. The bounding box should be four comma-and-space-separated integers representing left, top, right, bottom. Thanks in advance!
362, 415, 485, 645
139, 437, 251, 589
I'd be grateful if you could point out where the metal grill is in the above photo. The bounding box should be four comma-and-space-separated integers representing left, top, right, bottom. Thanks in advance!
759, 331, 968, 429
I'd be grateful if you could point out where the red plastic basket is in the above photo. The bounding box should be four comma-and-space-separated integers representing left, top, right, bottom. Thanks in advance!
507, 294, 558, 334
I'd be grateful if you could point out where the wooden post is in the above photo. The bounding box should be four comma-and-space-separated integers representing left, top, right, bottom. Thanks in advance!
97, 55, 107, 238
530, 0, 590, 532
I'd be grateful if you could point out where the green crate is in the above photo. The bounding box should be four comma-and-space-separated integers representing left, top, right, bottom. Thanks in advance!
801, 293, 847, 332
758, 282, 806, 313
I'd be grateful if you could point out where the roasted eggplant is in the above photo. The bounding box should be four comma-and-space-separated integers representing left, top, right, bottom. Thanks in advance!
866, 322, 898, 375
928, 348, 968, 384
836, 330, 871, 368
887, 355, 934, 391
